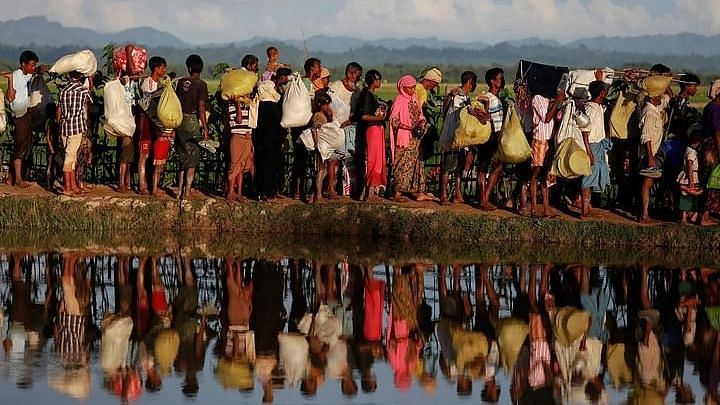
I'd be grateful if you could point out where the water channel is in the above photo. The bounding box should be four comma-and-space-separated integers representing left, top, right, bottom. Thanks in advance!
0, 250, 713, 404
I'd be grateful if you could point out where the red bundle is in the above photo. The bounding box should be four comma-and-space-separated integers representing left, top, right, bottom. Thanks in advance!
112, 45, 147, 75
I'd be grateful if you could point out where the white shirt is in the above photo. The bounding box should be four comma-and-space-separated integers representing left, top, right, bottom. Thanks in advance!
328, 80, 353, 106
639, 102, 665, 158
140, 77, 159, 98
677, 147, 699, 185
585, 101, 606, 144
10, 69, 33, 118
329, 80, 355, 123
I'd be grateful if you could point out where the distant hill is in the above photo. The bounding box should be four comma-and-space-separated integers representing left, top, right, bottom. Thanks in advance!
2, 16, 720, 58
1, 16, 719, 77
4, 40, 718, 79
0, 16, 189, 48
568, 32, 720, 56
206, 35, 488, 53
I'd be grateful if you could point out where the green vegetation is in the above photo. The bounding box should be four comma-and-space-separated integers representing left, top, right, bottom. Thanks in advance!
0, 196, 720, 267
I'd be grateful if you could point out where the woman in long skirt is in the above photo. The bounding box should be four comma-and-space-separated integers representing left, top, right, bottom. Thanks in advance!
389, 75, 431, 203
357, 70, 387, 202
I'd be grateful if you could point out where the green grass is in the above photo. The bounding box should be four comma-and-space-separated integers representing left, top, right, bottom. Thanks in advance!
1, 196, 720, 266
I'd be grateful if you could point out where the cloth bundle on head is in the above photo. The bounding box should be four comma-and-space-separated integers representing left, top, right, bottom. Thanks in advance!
709, 80, 720, 100
389, 75, 424, 160
423, 68, 443, 84
257, 80, 281, 103
640, 76, 672, 98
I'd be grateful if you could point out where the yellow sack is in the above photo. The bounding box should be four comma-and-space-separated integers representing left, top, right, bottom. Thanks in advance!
157, 78, 183, 129
640, 75, 672, 98
220, 69, 258, 101
497, 105, 531, 164
551, 138, 592, 179
609, 91, 636, 140
453, 101, 491, 148
154, 328, 180, 376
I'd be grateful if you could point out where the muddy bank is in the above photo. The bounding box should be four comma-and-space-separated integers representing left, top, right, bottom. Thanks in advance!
0, 195, 719, 266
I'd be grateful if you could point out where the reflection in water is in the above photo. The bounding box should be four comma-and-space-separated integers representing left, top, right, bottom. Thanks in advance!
0, 252, 715, 404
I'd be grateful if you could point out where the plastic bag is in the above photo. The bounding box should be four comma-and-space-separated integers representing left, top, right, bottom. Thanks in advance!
28, 75, 51, 109
555, 102, 585, 147
103, 79, 136, 137
609, 91, 636, 140
497, 105, 532, 164
299, 121, 345, 161
568, 68, 614, 100
157, 79, 183, 129
101, 316, 133, 372
281, 73, 312, 128
112, 46, 147, 75
0, 89, 6, 134
220, 69, 258, 101
50, 50, 97, 76
278, 333, 309, 387
453, 101, 491, 148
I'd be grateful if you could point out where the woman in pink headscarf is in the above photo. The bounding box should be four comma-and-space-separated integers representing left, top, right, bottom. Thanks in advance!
390, 75, 430, 203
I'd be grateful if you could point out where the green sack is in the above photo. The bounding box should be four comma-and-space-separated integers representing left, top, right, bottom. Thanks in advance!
220, 69, 258, 101
157, 78, 183, 129
497, 105, 531, 164
708, 165, 720, 190
453, 100, 491, 148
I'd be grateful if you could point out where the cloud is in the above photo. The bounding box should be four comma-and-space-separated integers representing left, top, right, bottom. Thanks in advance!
0, 0, 717, 44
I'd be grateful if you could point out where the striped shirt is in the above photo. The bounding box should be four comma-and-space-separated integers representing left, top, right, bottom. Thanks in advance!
55, 312, 87, 362
486, 92, 504, 133
532, 95, 555, 141
529, 339, 552, 388
227, 102, 252, 136
59, 81, 92, 137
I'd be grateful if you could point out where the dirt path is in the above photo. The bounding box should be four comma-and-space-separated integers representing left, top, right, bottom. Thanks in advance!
0, 181, 660, 228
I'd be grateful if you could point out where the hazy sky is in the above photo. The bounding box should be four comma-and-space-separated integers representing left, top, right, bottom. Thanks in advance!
2, 0, 718, 44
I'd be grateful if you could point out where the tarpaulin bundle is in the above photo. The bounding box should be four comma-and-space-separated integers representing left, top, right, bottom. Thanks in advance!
515, 60, 569, 99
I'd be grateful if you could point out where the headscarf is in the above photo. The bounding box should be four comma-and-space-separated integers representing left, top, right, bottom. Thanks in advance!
389, 75, 423, 161
709, 80, 720, 100
422, 68, 443, 84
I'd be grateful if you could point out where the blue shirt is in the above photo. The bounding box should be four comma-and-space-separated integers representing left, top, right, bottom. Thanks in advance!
10, 69, 33, 118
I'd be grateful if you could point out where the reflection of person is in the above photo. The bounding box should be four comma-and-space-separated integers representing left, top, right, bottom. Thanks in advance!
221, 257, 254, 359
171, 254, 204, 398
387, 265, 423, 391
477, 264, 501, 403
628, 265, 668, 402
51, 254, 92, 400
251, 259, 285, 402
